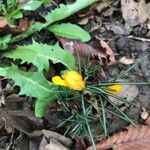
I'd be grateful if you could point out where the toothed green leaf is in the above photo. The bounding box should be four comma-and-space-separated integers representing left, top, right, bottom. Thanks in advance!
0, 65, 57, 99
45, 0, 99, 24
4, 40, 75, 72
0, 65, 58, 117
10, 0, 98, 44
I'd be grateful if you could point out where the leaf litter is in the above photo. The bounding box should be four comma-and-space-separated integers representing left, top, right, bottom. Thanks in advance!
0, 0, 150, 149
59, 37, 116, 66
87, 116, 150, 150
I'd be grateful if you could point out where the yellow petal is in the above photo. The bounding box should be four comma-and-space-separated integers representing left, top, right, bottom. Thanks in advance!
107, 84, 122, 94
62, 71, 85, 91
52, 76, 68, 86
62, 71, 82, 80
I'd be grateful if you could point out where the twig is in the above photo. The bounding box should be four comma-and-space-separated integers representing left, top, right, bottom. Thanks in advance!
0, 81, 5, 107
127, 35, 150, 42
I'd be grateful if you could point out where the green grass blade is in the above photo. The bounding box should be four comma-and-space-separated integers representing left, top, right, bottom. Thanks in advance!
115, 54, 149, 80
99, 96, 107, 136
81, 95, 96, 150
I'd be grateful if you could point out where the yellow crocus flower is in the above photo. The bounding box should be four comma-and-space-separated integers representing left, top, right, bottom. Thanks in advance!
107, 84, 122, 94
52, 71, 85, 91
52, 76, 68, 87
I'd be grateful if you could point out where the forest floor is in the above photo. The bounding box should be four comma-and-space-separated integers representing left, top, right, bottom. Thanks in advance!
0, 0, 150, 150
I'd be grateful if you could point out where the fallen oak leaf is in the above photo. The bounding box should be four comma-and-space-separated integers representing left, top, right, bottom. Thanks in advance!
100, 40, 116, 66
59, 37, 107, 65
87, 124, 150, 150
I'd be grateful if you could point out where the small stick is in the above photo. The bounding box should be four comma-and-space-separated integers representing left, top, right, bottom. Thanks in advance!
127, 35, 150, 42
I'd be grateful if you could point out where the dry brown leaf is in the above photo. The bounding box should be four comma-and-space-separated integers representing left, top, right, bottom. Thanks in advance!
0, 94, 44, 137
19, 18, 29, 31
0, 18, 29, 35
119, 56, 134, 65
78, 18, 89, 25
59, 38, 107, 65
141, 108, 149, 120
145, 116, 150, 126
38, 130, 73, 150
102, 7, 114, 17
138, 0, 150, 24
100, 40, 116, 66
45, 138, 70, 150
75, 138, 86, 150
121, 0, 139, 27
42, 130, 73, 147
0, 16, 8, 28
87, 124, 150, 150
95, 2, 109, 13
121, 0, 150, 27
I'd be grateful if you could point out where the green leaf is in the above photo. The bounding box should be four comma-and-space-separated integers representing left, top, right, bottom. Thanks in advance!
0, 65, 57, 99
42, 0, 53, 5
21, 0, 42, 11
30, 22, 46, 31
35, 98, 54, 117
10, 0, 98, 44
13, 11, 23, 19
0, 34, 12, 50
0, 1, 6, 13
0, 65, 58, 117
48, 23, 91, 42
0, 67, 7, 76
4, 40, 75, 71
45, 0, 99, 24
7, 0, 17, 10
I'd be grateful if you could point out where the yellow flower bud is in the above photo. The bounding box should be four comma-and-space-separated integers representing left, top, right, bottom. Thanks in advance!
107, 84, 122, 94
52, 71, 85, 91
62, 71, 85, 91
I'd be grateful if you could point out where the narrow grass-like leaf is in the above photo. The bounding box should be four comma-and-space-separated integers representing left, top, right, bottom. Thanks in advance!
88, 86, 135, 106
82, 95, 96, 150
97, 82, 150, 86
99, 96, 107, 136
103, 95, 137, 128
115, 54, 149, 80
